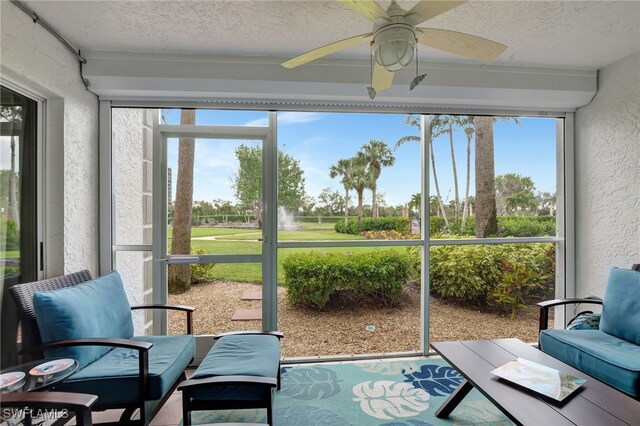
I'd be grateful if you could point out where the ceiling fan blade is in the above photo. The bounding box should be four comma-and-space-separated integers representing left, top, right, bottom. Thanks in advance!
281, 33, 372, 69
417, 28, 507, 62
407, 1, 467, 24
339, 0, 389, 21
372, 63, 394, 91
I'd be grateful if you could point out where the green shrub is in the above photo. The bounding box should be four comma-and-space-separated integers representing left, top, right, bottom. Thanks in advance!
283, 250, 409, 310
498, 217, 555, 237
426, 216, 556, 237
406, 243, 555, 315
335, 217, 410, 235
447, 218, 476, 236
361, 230, 419, 240
429, 217, 447, 234
190, 249, 216, 284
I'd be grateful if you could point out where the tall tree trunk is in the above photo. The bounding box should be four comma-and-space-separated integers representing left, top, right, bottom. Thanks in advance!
371, 186, 378, 218
429, 128, 449, 229
8, 135, 19, 227
357, 190, 364, 220
344, 188, 350, 226
447, 117, 460, 222
461, 130, 472, 228
474, 116, 497, 237
169, 109, 196, 294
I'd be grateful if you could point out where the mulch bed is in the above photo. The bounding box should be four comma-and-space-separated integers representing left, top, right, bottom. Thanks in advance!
169, 280, 546, 358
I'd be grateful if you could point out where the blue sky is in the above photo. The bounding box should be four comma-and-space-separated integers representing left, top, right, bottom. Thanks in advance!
164, 110, 558, 208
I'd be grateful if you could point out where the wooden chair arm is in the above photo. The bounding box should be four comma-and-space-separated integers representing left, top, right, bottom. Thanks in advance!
538, 298, 603, 332
131, 304, 195, 334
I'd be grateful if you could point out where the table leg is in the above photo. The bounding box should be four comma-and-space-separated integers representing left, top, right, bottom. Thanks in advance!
435, 379, 474, 418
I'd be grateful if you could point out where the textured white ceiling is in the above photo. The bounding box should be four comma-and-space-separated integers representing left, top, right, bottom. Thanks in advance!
22, 0, 640, 70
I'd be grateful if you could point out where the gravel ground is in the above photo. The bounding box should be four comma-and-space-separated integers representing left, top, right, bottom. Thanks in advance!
168, 280, 546, 358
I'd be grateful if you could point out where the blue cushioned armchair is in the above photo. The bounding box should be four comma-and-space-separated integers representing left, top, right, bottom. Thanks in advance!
10, 270, 196, 425
538, 264, 640, 399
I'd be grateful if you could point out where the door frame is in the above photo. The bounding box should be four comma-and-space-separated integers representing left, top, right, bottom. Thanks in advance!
153, 113, 278, 359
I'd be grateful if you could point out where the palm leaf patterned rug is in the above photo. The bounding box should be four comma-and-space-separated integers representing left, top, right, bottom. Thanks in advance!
186, 358, 513, 425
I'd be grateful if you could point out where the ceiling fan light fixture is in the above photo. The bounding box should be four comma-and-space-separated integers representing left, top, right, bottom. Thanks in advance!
373, 25, 416, 72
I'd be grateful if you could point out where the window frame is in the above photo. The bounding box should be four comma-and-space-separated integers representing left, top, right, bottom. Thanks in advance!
102, 102, 572, 359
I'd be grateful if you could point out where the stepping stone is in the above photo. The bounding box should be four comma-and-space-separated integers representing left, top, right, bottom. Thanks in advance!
231, 308, 262, 321
241, 291, 262, 300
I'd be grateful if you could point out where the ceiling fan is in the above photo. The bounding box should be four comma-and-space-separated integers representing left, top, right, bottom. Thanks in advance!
281, 0, 507, 99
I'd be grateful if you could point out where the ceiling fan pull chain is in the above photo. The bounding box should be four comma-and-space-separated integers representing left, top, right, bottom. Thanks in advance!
367, 43, 376, 100
410, 41, 427, 91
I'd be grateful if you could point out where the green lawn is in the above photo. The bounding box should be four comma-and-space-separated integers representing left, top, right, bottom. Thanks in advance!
181, 225, 391, 285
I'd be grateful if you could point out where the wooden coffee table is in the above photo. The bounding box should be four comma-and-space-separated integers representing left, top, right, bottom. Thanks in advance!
431, 338, 640, 425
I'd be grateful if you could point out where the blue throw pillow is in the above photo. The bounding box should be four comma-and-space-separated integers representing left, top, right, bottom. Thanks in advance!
33, 270, 134, 369
599, 267, 640, 345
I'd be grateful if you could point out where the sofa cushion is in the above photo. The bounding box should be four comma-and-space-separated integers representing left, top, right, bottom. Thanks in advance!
56, 334, 195, 405
567, 312, 601, 330
540, 329, 640, 397
33, 271, 134, 368
600, 267, 640, 345
190, 334, 281, 400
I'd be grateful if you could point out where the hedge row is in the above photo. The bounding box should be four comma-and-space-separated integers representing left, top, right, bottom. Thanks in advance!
429, 216, 556, 237
294, 216, 356, 223
406, 243, 555, 317
282, 250, 409, 310
335, 217, 410, 235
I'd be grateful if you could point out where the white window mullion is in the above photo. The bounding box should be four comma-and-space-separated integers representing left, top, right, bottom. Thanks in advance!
421, 115, 431, 356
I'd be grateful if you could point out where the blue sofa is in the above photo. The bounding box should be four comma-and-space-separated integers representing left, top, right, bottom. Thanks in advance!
11, 270, 195, 425
538, 266, 640, 398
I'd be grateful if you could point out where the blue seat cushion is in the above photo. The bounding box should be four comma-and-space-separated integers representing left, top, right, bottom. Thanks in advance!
55, 334, 195, 405
189, 334, 281, 401
540, 329, 640, 397
33, 271, 134, 368
600, 267, 640, 345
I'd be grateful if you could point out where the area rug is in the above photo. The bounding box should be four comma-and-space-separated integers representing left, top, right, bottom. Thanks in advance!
184, 358, 513, 425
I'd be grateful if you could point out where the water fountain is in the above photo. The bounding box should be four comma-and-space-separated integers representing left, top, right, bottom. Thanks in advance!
277, 206, 302, 231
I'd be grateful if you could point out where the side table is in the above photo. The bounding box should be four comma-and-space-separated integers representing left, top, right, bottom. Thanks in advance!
1, 358, 79, 393
1, 358, 81, 425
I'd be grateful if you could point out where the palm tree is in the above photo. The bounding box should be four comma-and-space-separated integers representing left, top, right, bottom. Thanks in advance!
460, 117, 475, 228
474, 116, 497, 237
0, 106, 21, 227
408, 193, 421, 219
356, 140, 395, 217
349, 163, 374, 220
169, 109, 195, 294
507, 191, 538, 216
432, 116, 462, 222
396, 115, 450, 230
474, 116, 521, 237
329, 158, 355, 226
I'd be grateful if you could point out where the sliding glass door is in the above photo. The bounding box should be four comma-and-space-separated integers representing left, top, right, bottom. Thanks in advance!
0, 84, 41, 367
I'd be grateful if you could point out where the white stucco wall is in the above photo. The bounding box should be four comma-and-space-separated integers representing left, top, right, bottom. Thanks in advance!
113, 108, 155, 333
574, 52, 640, 297
0, 2, 99, 275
